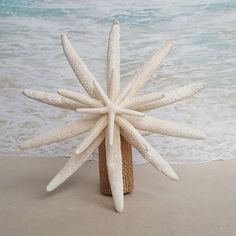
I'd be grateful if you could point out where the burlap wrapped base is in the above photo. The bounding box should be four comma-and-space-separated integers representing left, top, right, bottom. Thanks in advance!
98, 135, 134, 195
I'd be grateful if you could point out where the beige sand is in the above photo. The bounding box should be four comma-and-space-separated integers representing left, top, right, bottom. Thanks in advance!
0, 157, 235, 236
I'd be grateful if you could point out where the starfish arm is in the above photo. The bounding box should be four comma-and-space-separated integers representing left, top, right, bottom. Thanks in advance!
116, 116, 178, 180
109, 70, 120, 100
127, 116, 207, 140
116, 108, 145, 117
75, 116, 107, 154
20, 118, 95, 150
122, 41, 173, 98
47, 132, 105, 192
114, 83, 132, 105
23, 89, 83, 110
107, 21, 120, 100
61, 34, 96, 98
93, 80, 110, 105
58, 89, 102, 108
122, 91, 165, 109
135, 82, 207, 112
108, 110, 115, 145
142, 147, 178, 181
105, 125, 124, 212
76, 107, 108, 115
116, 116, 147, 151
140, 130, 153, 136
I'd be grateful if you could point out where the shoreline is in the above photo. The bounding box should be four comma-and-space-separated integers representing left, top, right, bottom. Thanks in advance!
0, 154, 234, 165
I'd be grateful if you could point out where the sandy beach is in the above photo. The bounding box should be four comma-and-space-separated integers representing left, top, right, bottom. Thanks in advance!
0, 157, 235, 236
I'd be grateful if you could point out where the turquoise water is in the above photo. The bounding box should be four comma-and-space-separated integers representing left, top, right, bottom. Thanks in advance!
0, 0, 235, 163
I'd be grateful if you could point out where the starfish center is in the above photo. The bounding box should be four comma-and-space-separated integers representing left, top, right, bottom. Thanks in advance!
107, 103, 117, 113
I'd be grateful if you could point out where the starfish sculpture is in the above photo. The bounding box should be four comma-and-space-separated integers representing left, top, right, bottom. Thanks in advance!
20, 21, 206, 212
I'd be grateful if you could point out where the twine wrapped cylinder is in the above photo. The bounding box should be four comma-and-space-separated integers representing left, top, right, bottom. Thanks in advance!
99, 135, 134, 195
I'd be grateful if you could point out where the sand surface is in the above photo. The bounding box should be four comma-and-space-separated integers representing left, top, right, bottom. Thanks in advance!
0, 157, 235, 236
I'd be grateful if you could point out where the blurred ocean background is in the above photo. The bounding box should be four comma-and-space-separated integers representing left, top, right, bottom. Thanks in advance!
0, 0, 235, 163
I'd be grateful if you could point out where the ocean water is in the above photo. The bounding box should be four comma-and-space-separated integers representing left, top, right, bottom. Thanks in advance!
0, 0, 235, 163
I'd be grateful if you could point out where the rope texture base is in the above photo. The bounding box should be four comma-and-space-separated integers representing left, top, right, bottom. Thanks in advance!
98, 135, 134, 195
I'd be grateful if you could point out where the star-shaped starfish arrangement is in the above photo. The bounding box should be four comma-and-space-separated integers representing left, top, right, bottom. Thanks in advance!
20, 21, 206, 212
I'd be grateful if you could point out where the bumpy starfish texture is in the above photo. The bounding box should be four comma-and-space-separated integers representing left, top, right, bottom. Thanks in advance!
20, 21, 207, 213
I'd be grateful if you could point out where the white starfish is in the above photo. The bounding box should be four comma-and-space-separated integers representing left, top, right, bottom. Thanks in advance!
20, 21, 207, 213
